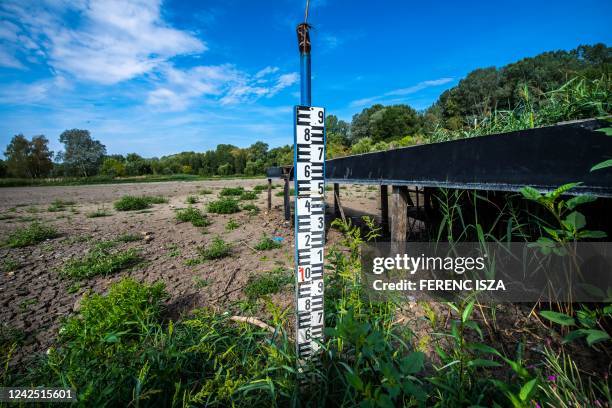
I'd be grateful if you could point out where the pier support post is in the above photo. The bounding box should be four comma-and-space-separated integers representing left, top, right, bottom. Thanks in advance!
391, 185, 409, 242
284, 177, 291, 221
380, 185, 389, 236
267, 178, 272, 212
333, 183, 340, 218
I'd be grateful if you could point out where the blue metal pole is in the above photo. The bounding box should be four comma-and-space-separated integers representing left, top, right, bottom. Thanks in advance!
300, 52, 311, 106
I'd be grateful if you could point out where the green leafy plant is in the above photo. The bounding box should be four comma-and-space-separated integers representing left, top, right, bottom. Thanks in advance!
114, 195, 167, 211
47, 199, 76, 212
242, 203, 259, 215
254, 234, 282, 251
244, 268, 291, 301
4, 222, 59, 247
185, 195, 198, 204
86, 207, 111, 218
225, 219, 239, 231
219, 187, 244, 196
239, 191, 257, 200
540, 306, 611, 347
176, 207, 211, 227
2, 258, 20, 272
198, 237, 231, 260
60, 244, 141, 279
207, 198, 240, 214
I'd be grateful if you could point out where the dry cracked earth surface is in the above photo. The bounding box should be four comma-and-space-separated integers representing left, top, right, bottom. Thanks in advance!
0, 179, 384, 368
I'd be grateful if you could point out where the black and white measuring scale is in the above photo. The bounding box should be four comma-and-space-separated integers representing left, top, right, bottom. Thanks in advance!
293, 105, 325, 361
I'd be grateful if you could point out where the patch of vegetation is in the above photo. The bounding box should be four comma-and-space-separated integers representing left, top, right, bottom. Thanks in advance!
185, 195, 198, 204
239, 191, 257, 200
252, 184, 269, 192
254, 234, 282, 251
198, 237, 231, 260
60, 245, 141, 280
242, 203, 260, 215
0, 213, 14, 220
193, 277, 210, 288
2, 258, 20, 272
86, 207, 111, 218
225, 219, 239, 231
207, 198, 240, 214
116, 233, 142, 243
244, 268, 292, 301
48, 199, 76, 212
219, 187, 244, 196
114, 195, 167, 211
199, 188, 213, 195
4, 222, 59, 248
166, 243, 180, 258
176, 207, 211, 227
275, 188, 294, 197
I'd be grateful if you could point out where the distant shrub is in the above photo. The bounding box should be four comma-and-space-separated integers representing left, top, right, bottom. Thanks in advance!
208, 198, 240, 214
219, 187, 244, 196
4, 222, 58, 247
176, 207, 211, 227
198, 237, 231, 260
254, 234, 282, 251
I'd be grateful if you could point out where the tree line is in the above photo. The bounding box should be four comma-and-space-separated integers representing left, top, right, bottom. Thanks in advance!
1, 43, 609, 179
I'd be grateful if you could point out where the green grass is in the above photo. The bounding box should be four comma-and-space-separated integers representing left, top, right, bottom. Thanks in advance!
242, 203, 260, 215
185, 195, 198, 204
253, 183, 275, 192
207, 198, 240, 214
244, 268, 292, 301
86, 207, 112, 218
254, 234, 282, 251
193, 277, 210, 288
114, 195, 168, 211
2, 258, 20, 272
219, 187, 244, 196
199, 188, 213, 195
239, 191, 257, 200
60, 244, 141, 279
4, 222, 59, 248
198, 237, 231, 260
47, 199, 76, 212
225, 219, 239, 231
275, 188, 294, 197
116, 233, 142, 243
176, 207, 211, 227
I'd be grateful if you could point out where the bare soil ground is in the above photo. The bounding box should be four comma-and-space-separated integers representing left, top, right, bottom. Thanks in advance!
0, 179, 382, 367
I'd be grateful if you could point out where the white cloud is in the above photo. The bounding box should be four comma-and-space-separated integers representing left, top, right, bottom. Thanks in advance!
0, 0, 205, 83
147, 63, 298, 111
350, 77, 454, 107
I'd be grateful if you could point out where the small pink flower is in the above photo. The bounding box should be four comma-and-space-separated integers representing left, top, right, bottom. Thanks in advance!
547, 375, 556, 382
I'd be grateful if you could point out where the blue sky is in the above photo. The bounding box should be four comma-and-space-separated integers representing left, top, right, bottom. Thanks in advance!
0, 0, 610, 158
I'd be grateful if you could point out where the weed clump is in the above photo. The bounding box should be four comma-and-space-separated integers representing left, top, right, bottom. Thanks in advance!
239, 191, 257, 200
114, 195, 167, 211
86, 208, 111, 218
225, 219, 239, 231
116, 233, 142, 243
198, 237, 231, 260
4, 222, 58, 247
244, 268, 292, 301
60, 244, 141, 279
176, 207, 211, 227
185, 195, 198, 204
242, 203, 259, 215
199, 188, 213, 195
219, 187, 244, 196
48, 199, 76, 212
275, 188, 294, 197
254, 234, 282, 251
207, 198, 240, 214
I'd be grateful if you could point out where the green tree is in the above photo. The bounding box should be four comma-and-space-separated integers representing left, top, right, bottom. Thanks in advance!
58, 129, 106, 177
29, 135, 54, 178
100, 157, 126, 177
4, 134, 33, 178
